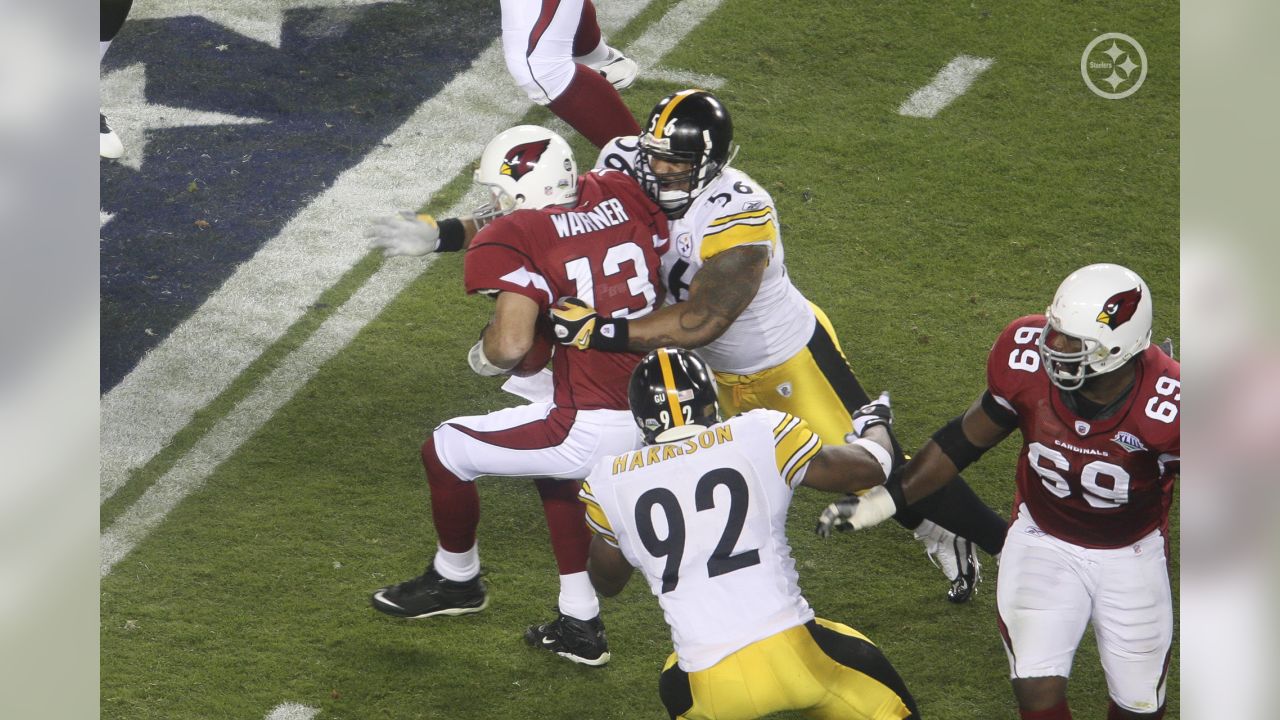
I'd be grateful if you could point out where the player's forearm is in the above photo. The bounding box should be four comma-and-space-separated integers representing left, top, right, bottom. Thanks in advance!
624, 300, 736, 352
587, 539, 634, 597
624, 245, 765, 352
479, 293, 538, 367
898, 443, 961, 505
480, 329, 529, 368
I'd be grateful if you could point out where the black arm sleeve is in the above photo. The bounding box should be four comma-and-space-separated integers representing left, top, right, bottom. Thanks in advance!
932, 415, 993, 472
980, 390, 1020, 429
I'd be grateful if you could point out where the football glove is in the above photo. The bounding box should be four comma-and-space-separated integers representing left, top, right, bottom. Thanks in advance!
365, 210, 440, 257
814, 486, 898, 538
850, 391, 892, 437
548, 297, 603, 350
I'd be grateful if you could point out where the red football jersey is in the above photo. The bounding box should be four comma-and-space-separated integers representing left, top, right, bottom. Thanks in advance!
464, 169, 669, 411
987, 315, 1181, 548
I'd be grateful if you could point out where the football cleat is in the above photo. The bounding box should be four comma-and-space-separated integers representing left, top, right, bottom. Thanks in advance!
524, 609, 611, 666
946, 536, 980, 604
370, 565, 488, 619
588, 47, 638, 91
100, 113, 123, 159
914, 521, 981, 604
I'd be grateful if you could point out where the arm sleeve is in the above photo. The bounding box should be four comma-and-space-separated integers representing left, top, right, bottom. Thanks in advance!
700, 205, 778, 261
579, 480, 619, 548
770, 411, 824, 489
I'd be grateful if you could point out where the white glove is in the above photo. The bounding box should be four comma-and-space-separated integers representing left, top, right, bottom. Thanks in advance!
851, 391, 892, 437
365, 210, 441, 257
815, 486, 898, 538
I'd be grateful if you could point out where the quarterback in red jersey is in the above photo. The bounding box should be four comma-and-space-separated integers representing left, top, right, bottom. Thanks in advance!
817, 264, 1179, 720
369, 126, 668, 667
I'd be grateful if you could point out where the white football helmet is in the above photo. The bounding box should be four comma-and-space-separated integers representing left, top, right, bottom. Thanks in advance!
1039, 263, 1153, 391
472, 125, 577, 221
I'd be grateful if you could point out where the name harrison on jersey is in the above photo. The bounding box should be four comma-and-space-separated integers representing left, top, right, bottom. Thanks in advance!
550, 198, 631, 238
611, 425, 735, 475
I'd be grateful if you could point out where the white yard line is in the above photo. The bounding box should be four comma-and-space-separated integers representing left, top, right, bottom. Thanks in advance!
101, 254, 436, 576
264, 702, 319, 720
898, 55, 994, 119
100, 2, 655, 506
101, 0, 732, 575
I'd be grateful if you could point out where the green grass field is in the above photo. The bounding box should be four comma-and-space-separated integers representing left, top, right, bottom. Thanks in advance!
101, 1, 1178, 718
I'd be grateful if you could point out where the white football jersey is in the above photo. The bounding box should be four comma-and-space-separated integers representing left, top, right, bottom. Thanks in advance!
595, 139, 816, 374
580, 409, 822, 671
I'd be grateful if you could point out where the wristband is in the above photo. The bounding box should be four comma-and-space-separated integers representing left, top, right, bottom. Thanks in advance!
436, 217, 466, 252
467, 339, 508, 377
851, 437, 892, 481
591, 317, 630, 352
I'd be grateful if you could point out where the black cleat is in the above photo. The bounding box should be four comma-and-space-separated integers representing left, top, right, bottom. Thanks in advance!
524, 609, 611, 666
370, 565, 488, 619
100, 112, 123, 159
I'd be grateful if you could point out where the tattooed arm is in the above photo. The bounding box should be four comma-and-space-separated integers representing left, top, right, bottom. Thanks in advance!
625, 245, 769, 353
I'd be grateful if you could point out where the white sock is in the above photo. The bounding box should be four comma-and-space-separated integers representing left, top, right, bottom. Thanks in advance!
557, 571, 600, 621
574, 40, 612, 67
432, 543, 480, 582
100, 40, 113, 63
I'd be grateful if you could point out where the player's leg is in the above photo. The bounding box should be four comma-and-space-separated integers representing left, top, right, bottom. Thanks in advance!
998, 510, 1094, 719
498, 0, 639, 147
658, 653, 697, 719
438, 404, 637, 664
1091, 530, 1174, 719
100, 0, 134, 158
570, 0, 638, 89
803, 618, 918, 719
658, 627, 829, 720
371, 403, 636, 661
369, 402, 566, 619
805, 302, 996, 601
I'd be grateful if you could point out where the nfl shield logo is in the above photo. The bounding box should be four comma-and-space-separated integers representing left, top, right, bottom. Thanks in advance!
776, 382, 793, 398
1074, 420, 1091, 436
677, 233, 693, 258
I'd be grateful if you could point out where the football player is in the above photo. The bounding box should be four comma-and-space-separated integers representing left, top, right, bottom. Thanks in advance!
581, 347, 919, 720
549, 88, 1007, 601
499, 0, 640, 147
817, 264, 1179, 720
369, 125, 669, 667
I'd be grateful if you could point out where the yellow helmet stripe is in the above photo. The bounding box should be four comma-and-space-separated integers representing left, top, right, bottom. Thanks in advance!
655, 348, 686, 428
652, 89, 703, 140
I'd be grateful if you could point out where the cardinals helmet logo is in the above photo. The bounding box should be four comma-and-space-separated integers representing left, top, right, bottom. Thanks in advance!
1096, 287, 1142, 329
500, 139, 551, 181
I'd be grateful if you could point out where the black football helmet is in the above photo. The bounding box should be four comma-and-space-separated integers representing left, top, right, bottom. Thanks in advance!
635, 89, 737, 218
629, 348, 720, 443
